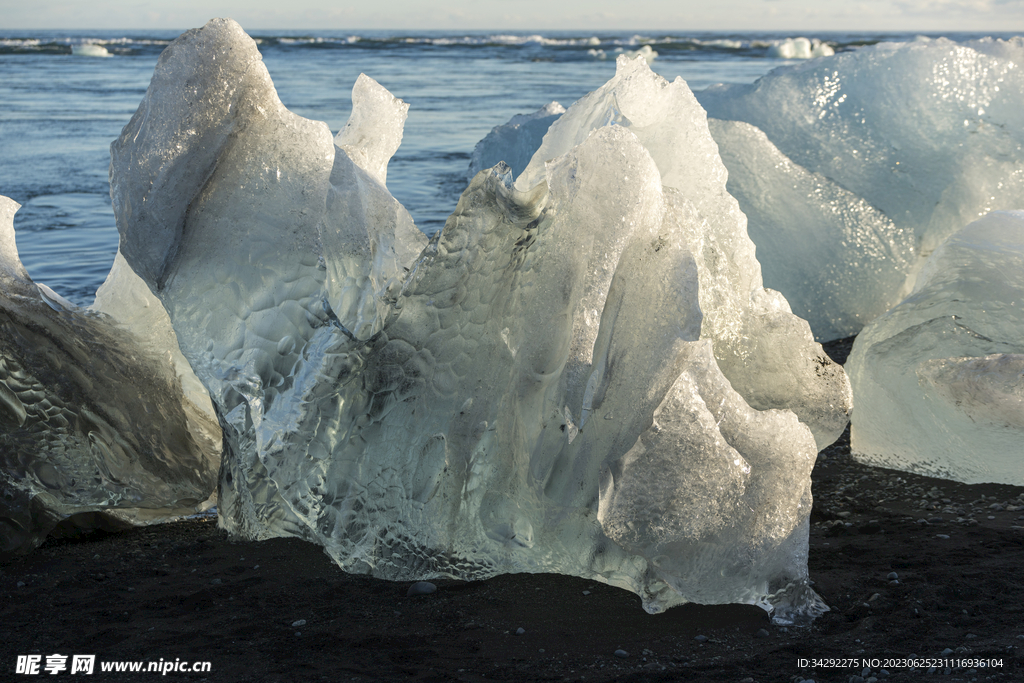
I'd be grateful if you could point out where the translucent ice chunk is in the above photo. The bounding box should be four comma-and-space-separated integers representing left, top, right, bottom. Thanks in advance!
0, 196, 220, 556
335, 73, 409, 186
699, 38, 1024, 271
518, 55, 852, 449
847, 210, 1024, 485
112, 20, 833, 620
468, 102, 565, 182
709, 118, 916, 341
599, 341, 820, 612
92, 251, 219, 438
323, 77, 427, 340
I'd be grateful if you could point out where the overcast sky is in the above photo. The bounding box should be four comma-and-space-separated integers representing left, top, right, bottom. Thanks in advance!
2, 0, 1023, 32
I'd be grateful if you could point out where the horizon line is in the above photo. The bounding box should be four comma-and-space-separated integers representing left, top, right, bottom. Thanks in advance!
6, 26, 1024, 33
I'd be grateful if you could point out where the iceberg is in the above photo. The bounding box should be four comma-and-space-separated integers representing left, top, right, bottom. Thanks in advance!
109, 19, 850, 620
765, 38, 834, 60
698, 37, 1024, 270
708, 118, 915, 341
515, 55, 852, 450
0, 196, 221, 557
71, 43, 112, 58
846, 211, 1024, 485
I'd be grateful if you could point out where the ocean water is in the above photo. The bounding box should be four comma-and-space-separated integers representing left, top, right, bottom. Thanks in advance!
0, 28, 1019, 305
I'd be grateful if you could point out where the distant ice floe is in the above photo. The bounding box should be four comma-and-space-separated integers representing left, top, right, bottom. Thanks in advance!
588, 44, 658, 63
71, 43, 112, 58
766, 37, 834, 59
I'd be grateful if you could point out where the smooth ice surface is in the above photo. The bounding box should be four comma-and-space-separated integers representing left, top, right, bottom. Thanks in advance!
111, 20, 843, 620
0, 196, 221, 556
92, 251, 219, 426
846, 211, 1024, 485
699, 38, 1024, 270
467, 102, 566, 182
518, 55, 852, 450
708, 119, 915, 341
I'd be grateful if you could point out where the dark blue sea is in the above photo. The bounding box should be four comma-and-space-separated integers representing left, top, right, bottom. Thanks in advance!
1, 27, 1019, 305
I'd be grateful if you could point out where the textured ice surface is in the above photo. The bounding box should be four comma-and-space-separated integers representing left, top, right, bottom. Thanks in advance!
473, 46, 999, 343
708, 118, 915, 341
112, 20, 844, 620
0, 196, 220, 556
846, 211, 1024, 485
467, 102, 566, 182
335, 73, 409, 186
518, 55, 852, 450
109, 18, 427, 541
699, 38, 1024, 268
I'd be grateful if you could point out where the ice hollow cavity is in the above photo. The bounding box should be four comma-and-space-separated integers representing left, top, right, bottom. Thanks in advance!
847, 211, 1024, 485
0, 196, 221, 556
112, 20, 845, 621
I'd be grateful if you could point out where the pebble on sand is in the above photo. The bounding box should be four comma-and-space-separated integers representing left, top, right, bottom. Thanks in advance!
407, 581, 437, 597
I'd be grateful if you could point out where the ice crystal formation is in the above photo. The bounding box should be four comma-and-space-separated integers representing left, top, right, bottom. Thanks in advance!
0, 197, 221, 556
102, 18, 856, 620
472, 39, 1024, 342
698, 37, 1024, 340
847, 211, 1024, 485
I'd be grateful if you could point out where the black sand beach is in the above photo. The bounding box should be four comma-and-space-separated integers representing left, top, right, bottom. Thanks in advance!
3, 340, 1023, 682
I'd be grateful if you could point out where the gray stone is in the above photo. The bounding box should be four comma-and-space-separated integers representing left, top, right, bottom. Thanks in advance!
407, 581, 437, 597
